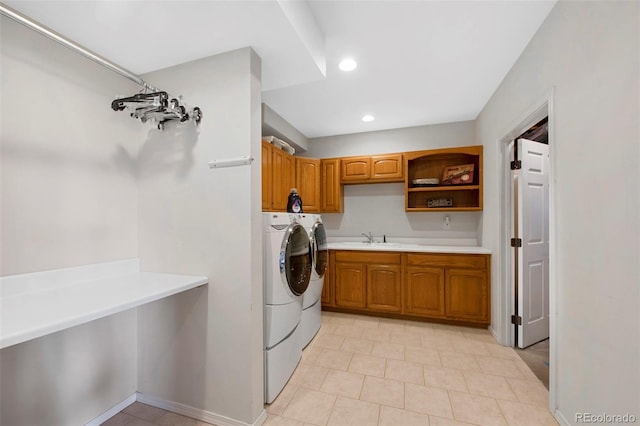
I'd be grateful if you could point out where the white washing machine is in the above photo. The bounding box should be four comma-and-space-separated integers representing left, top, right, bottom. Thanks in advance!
263, 212, 312, 403
297, 214, 328, 348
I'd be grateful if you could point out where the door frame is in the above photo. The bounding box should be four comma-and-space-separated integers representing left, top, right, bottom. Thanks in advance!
497, 89, 557, 411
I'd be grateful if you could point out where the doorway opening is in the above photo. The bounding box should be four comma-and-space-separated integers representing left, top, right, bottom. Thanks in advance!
510, 117, 550, 388
498, 94, 556, 404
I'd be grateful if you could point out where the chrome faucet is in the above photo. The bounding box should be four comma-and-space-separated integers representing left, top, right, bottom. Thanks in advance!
361, 232, 374, 244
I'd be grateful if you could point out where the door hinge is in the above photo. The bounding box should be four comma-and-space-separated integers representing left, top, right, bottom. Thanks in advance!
510, 160, 522, 170
511, 315, 522, 326
510, 238, 522, 247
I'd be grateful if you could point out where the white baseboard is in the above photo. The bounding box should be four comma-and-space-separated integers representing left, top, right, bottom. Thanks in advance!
136, 392, 268, 426
85, 393, 136, 426
554, 408, 571, 426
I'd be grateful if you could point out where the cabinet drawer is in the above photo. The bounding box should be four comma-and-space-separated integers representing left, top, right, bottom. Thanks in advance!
334, 251, 401, 264
406, 253, 487, 269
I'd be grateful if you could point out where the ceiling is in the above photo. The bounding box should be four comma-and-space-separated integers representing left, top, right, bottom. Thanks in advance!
3, 0, 556, 139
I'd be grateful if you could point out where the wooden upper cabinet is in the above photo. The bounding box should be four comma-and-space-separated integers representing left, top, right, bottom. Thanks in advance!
341, 154, 405, 183
295, 157, 320, 213
320, 159, 343, 213
263, 141, 295, 212
261, 141, 273, 211
341, 157, 371, 182
371, 154, 404, 181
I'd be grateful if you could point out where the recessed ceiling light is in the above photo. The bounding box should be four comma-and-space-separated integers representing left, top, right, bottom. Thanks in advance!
362, 115, 375, 122
339, 58, 357, 72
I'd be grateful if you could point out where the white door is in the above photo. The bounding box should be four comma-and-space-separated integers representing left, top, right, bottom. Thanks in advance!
516, 138, 550, 348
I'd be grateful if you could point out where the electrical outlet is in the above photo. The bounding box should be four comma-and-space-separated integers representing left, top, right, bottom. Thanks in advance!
443, 215, 450, 230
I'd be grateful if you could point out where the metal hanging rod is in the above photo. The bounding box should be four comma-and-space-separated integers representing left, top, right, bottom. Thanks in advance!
0, 2, 157, 92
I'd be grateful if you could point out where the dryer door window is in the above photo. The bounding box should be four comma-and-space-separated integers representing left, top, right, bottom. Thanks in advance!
280, 223, 312, 296
311, 222, 328, 279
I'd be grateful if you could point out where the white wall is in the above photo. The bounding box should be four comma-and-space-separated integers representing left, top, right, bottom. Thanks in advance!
136, 48, 264, 424
0, 16, 143, 425
476, 1, 639, 421
307, 121, 481, 244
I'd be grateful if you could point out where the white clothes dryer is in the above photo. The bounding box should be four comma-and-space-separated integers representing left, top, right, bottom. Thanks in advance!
297, 214, 328, 348
263, 212, 312, 403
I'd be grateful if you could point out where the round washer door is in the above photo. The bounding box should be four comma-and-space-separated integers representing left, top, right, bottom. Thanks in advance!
310, 221, 328, 279
279, 222, 312, 296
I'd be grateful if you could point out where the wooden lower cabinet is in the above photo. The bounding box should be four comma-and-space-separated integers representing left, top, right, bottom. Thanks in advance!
366, 264, 402, 313
334, 262, 366, 309
323, 250, 490, 326
331, 251, 402, 312
405, 266, 445, 317
446, 268, 489, 323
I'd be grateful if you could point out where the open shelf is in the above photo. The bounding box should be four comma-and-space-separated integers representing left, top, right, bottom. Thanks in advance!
405, 146, 483, 212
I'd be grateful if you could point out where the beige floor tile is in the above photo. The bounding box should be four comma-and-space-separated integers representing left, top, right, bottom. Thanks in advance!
390, 330, 424, 346
360, 376, 405, 408
371, 341, 405, 360
463, 372, 518, 401
485, 344, 520, 360
439, 351, 481, 372
122, 402, 168, 422
126, 419, 159, 426
421, 335, 456, 352
101, 413, 137, 426
512, 358, 542, 382
340, 337, 374, 355
155, 412, 201, 426
423, 366, 468, 392
497, 400, 558, 426
506, 378, 550, 408
354, 316, 380, 328
294, 365, 331, 390
313, 333, 345, 350
379, 406, 430, 426
361, 327, 392, 342
429, 415, 478, 425
327, 396, 380, 426
385, 359, 425, 385
321, 369, 365, 398
449, 391, 507, 426
405, 383, 453, 418
315, 348, 353, 371
333, 324, 365, 338
463, 333, 498, 344
451, 340, 491, 356
406, 346, 442, 367
266, 383, 299, 415
282, 388, 336, 426
475, 356, 525, 379
432, 324, 464, 338
300, 345, 322, 365
404, 320, 435, 335
264, 414, 305, 426
378, 318, 407, 331
348, 353, 386, 377
323, 312, 357, 326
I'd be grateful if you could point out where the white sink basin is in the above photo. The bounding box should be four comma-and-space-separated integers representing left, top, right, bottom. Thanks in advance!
336, 242, 402, 248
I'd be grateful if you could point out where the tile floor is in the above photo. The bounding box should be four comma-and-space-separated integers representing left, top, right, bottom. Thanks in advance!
265, 311, 558, 426
107, 312, 557, 426
104, 402, 215, 426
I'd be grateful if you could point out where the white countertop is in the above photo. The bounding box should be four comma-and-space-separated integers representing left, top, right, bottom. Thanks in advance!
328, 242, 491, 254
1, 260, 208, 349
